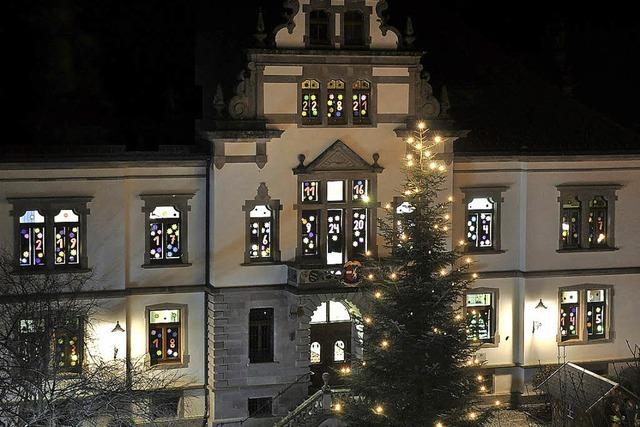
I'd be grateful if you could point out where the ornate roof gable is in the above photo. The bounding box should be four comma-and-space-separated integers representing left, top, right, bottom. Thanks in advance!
293, 140, 383, 174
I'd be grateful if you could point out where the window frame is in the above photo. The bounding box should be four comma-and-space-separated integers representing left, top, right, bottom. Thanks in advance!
464, 288, 500, 348
248, 397, 273, 418
342, 10, 367, 48
557, 285, 614, 346
249, 308, 275, 364
145, 303, 189, 369
140, 194, 194, 268
305, 8, 333, 48
556, 185, 621, 252
8, 197, 92, 272
242, 183, 282, 265
295, 173, 379, 266
460, 187, 508, 254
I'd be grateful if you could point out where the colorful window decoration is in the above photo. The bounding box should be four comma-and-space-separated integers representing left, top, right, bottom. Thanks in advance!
19, 210, 46, 267
301, 79, 321, 123
561, 198, 581, 249
588, 196, 608, 247
327, 209, 344, 265
466, 293, 494, 343
560, 291, 580, 341
586, 289, 606, 340
249, 205, 272, 260
352, 179, 369, 202
326, 180, 345, 202
54, 210, 80, 266
301, 181, 320, 203
149, 206, 182, 263
55, 317, 83, 372
352, 80, 371, 123
149, 309, 181, 365
351, 208, 368, 258
467, 197, 495, 250
334, 340, 345, 362
327, 80, 346, 124
310, 342, 321, 364
301, 211, 319, 257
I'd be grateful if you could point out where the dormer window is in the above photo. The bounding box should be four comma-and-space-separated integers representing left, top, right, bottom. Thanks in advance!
309, 10, 331, 47
343, 10, 365, 47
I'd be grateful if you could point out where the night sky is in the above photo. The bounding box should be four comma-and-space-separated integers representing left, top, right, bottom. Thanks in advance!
4, 1, 639, 150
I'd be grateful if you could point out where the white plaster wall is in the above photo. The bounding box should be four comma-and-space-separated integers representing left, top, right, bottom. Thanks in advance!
376, 83, 409, 114
263, 83, 298, 114
0, 165, 207, 290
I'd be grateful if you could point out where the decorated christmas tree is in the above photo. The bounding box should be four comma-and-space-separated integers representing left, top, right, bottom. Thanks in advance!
341, 122, 484, 426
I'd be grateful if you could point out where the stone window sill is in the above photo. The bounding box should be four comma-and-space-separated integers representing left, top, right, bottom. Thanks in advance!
148, 354, 190, 370
141, 263, 192, 269
557, 337, 614, 346
241, 261, 285, 267
13, 267, 92, 275
556, 247, 619, 253
465, 249, 506, 255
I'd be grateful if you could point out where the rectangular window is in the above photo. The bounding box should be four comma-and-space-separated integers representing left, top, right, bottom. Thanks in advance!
248, 397, 273, 418
54, 210, 80, 266
327, 209, 344, 265
326, 180, 345, 202
343, 10, 365, 47
301, 181, 320, 203
54, 317, 83, 373
561, 198, 581, 249
588, 197, 608, 248
149, 309, 181, 365
351, 208, 368, 258
352, 80, 371, 124
352, 179, 369, 202
327, 80, 346, 125
249, 205, 272, 260
18, 210, 46, 267
559, 287, 610, 344
301, 79, 321, 124
466, 198, 495, 250
150, 394, 180, 420
249, 308, 274, 363
149, 206, 182, 263
465, 292, 496, 344
301, 211, 320, 257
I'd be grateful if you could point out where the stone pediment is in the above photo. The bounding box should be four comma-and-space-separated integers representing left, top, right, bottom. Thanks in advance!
293, 140, 383, 174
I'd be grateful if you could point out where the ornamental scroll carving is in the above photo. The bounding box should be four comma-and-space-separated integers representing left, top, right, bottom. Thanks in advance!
228, 62, 258, 119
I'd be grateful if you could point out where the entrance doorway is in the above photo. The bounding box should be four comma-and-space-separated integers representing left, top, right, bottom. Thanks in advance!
309, 301, 353, 391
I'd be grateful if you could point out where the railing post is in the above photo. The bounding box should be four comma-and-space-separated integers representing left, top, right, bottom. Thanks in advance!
321, 372, 332, 414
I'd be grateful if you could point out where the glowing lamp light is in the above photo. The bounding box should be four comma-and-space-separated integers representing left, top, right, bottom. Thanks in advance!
436, 422, 444, 427
469, 412, 477, 420
385, 203, 391, 210
380, 340, 389, 349
459, 240, 466, 246
390, 272, 398, 280
434, 135, 442, 143
495, 400, 501, 406
368, 273, 375, 280
444, 214, 450, 220
364, 316, 372, 324
374, 291, 382, 299
448, 196, 454, 202
407, 137, 415, 144
472, 273, 479, 279
365, 250, 372, 257
455, 314, 463, 321
333, 403, 342, 412
477, 375, 483, 381
375, 405, 384, 415
418, 121, 426, 130
480, 385, 487, 392
465, 257, 472, 264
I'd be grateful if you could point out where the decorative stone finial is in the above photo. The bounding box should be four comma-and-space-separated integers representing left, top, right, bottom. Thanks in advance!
297, 154, 306, 167
254, 8, 267, 46
213, 83, 225, 117
255, 182, 271, 202
440, 85, 451, 118
404, 16, 416, 48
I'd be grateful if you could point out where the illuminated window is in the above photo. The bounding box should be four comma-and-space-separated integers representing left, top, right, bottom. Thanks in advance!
352, 80, 371, 124
141, 194, 193, 267
244, 183, 282, 264
310, 342, 321, 364
557, 185, 619, 251
10, 198, 91, 270
465, 291, 498, 345
327, 180, 345, 202
301, 79, 321, 124
334, 340, 345, 362
54, 317, 84, 373
148, 309, 182, 365
249, 308, 274, 363
466, 198, 496, 250
311, 301, 351, 324
327, 80, 346, 125
327, 209, 344, 265
559, 287, 611, 344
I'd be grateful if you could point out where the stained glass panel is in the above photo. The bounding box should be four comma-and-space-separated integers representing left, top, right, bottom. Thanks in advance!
301, 211, 319, 257
301, 181, 320, 203
467, 198, 495, 249
587, 289, 606, 340
249, 205, 272, 260
588, 196, 608, 247
19, 210, 46, 267
560, 291, 580, 341
351, 208, 368, 258
327, 209, 344, 265
352, 80, 370, 123
327, 80, 346, 125
561, 199, 581, 249
301, 80, 321, 123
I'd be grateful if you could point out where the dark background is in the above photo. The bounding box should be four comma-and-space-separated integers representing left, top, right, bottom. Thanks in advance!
4, 1, 639, 150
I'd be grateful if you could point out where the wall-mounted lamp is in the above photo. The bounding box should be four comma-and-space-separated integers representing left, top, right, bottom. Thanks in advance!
532, 299, 548, 334
111, 321, 125, 359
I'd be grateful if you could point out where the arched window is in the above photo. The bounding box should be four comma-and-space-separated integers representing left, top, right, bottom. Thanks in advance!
249, 205, 272, 260
309, 10, 331, 46
343, 10, 365, 47
310, 301, 352, 324
310, 342, 321, 364
334, 340, 345, 362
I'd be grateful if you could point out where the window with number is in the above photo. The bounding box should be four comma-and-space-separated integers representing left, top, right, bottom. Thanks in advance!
249, 308, 274, 363
327, 80, 346, 125
54, 317, 83, 373
301, 79, 321, 124
559, 286, 611, 344
466, 198, 496, 250
10, 198, 91, 270
557, 185, 619, 251
148, 309, 182, 365
18, 317, 84, 374
352, 80, 371, 124
244, 183, 281, 264
465, 291, 498, 345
